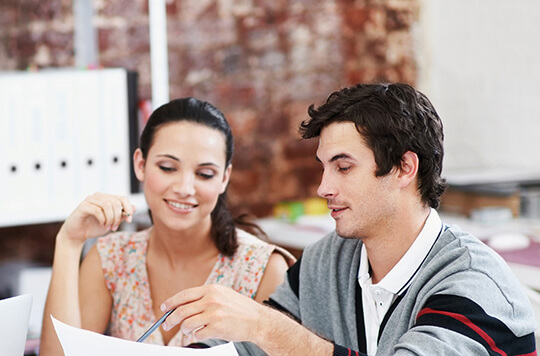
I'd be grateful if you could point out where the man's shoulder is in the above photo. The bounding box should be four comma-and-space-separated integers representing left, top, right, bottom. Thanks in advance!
426, 226, 515, 288
299, 231, 363, 276
304, 230, 362, 255
435, 225, 505, 268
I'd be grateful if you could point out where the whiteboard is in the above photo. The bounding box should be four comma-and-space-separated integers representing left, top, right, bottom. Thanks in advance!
0, 68, 135, 227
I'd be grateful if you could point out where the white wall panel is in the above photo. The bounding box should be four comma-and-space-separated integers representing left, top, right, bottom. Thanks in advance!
417, 0, 540, 177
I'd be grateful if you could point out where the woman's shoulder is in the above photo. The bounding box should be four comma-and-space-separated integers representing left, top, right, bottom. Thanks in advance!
236, 229, 270, 247
235, 229, 296, 266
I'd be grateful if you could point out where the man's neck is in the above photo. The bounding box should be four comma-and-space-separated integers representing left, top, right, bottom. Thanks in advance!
365, 206, 431, 284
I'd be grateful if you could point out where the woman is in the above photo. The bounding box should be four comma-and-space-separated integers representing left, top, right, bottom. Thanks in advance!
40, 98, 294, 354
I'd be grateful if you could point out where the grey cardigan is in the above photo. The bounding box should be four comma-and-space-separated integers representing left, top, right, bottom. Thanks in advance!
209, 225, 537, 355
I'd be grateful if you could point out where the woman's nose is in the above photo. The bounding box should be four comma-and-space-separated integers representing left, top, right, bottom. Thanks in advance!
173, 174, 195, 196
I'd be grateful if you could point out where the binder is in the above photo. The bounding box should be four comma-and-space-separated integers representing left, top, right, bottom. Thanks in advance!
24, 74, 52, 215
72, 71, 103, 203
99, 69, 132, 197
1, 74, 30, 221
0, 68, 138, 227
46, 71, 78, 217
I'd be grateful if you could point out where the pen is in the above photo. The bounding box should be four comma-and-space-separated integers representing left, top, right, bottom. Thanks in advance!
136, 308, 176, 343
121, 208, 131, 218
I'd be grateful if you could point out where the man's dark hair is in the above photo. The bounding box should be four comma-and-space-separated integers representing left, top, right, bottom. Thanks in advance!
299, 83, 447, 209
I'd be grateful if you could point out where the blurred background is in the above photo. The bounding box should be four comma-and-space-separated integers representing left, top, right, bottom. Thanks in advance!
1, 0, 425, 263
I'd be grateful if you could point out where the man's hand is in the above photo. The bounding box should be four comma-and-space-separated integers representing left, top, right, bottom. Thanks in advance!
161, 284, 265, 343
160, 284, 334, 355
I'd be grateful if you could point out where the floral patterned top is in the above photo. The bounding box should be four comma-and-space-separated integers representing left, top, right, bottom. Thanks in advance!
96, 227, 294, 346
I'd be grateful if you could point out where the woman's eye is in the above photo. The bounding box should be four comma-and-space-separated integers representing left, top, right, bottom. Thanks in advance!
159, 165, 175, 172
338, 166, 351, 172
198, 172, 215, 179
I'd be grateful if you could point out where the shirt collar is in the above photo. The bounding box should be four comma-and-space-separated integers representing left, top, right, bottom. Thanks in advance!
358, 208, 443, 294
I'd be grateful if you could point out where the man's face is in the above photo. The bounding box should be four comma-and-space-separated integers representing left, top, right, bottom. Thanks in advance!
316, 122, 398, 239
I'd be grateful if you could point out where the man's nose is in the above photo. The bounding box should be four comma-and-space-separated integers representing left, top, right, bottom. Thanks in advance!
317, 170, 335, 199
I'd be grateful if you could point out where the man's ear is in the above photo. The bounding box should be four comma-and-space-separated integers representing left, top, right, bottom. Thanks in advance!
220, 164, 232, 194
133, 148, 145, 182
398, 151, 419, 188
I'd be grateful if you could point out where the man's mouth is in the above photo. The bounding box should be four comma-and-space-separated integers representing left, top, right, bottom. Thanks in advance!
328, 205, 347, 217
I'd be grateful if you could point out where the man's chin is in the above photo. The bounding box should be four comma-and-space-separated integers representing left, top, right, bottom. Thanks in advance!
335, 227, 357, 240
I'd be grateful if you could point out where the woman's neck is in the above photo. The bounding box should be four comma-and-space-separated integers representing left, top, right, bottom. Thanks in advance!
148, 219, 219, 269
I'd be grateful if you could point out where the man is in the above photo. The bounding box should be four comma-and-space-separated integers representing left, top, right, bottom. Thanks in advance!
162, 83, 537, 355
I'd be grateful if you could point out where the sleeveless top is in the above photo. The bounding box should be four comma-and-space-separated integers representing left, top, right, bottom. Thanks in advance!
96, 227, 294, 346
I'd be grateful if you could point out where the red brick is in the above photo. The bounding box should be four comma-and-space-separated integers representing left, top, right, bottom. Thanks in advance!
99, 0, 146, 18
0, 4, 18, 27
386, 8, 415, 30
227, 108, 258, 137
232, 139, 274, 170
343, 6, 370, 30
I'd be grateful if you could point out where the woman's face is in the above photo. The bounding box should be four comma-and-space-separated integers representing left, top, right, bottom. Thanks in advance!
134, 121, 231, 234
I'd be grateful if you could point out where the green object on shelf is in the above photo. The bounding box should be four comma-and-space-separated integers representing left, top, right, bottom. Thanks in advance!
288, 201, 305, 222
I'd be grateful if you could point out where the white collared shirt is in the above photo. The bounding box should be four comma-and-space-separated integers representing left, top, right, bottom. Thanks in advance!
357, 208, 443, 355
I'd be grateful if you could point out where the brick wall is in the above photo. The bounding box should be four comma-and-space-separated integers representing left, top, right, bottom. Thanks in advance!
0, 0, 419, 264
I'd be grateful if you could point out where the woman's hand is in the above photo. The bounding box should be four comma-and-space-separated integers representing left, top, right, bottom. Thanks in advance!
58, 192, 136, 247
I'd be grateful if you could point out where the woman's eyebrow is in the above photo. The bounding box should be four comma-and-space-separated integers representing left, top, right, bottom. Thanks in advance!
199, 162, 220, 168
157, 154, 221, 168
157, 154, 180, 161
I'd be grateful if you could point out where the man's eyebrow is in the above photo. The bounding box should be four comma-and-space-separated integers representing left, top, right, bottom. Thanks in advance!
315, 153, 352, 164
330, 153, 351, 162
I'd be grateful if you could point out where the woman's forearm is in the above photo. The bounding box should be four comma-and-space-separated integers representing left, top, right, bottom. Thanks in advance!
39, 231, 85, 356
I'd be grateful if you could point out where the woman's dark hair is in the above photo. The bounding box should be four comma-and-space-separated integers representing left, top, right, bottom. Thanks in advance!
139, 97, 266, 256
299, 83, 447, 209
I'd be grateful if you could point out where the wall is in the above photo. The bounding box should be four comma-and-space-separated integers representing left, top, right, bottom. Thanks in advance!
0, 0, 419, 263
417, 0, 540, 176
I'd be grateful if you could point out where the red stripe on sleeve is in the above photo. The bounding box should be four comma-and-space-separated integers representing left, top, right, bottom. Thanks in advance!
417, 308, 507, 356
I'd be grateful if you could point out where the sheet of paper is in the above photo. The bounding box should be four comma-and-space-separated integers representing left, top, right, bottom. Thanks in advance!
51, 316, 239, 356
0, 294, 32, 356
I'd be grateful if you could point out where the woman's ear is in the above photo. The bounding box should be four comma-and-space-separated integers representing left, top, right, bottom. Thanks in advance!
397, 151, 419, 189
220, 164, 232, 194
133, 148, 146, 182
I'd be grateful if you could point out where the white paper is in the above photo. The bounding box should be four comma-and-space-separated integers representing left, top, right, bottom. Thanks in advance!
0, 294, 32, 356
18, 267, 52, 339
51, 316, 239, 356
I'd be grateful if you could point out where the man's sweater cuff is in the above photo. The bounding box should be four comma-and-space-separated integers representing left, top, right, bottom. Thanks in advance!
333, 343, 365, 356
